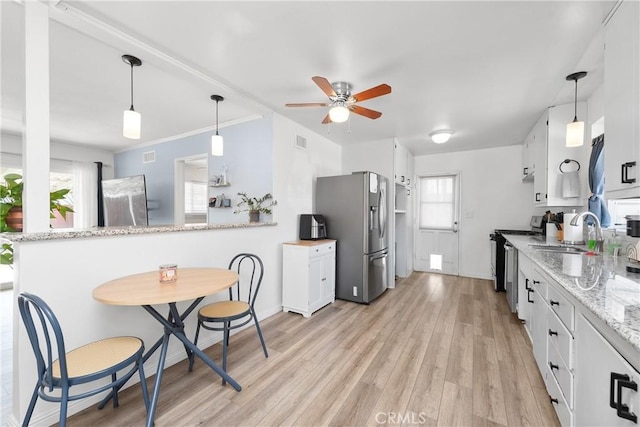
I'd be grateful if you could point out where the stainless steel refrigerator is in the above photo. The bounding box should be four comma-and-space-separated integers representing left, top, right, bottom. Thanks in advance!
316, 171, 389, 303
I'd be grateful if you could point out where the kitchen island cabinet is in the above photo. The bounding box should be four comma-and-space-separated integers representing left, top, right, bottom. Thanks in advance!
282, 239, 336, 317
506, 235, 640, 426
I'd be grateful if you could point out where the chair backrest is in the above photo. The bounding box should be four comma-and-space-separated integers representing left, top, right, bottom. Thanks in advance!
227, 253, 264, 308
18, 293, 68, 390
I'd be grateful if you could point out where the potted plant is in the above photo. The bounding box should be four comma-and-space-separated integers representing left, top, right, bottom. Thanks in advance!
234, 192, 277, 223
0, 173, 74, 265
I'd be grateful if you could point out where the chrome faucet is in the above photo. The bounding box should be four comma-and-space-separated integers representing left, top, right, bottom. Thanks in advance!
570, 211, 604, 252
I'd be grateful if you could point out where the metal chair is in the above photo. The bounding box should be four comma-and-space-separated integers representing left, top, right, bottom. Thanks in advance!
17, 292, 149, 427
189, 253, 268, 382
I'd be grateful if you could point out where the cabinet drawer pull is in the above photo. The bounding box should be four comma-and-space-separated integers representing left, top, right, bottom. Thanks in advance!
548, 329, 558, 337
621, 161, 637, 184
617, 377, 638, 423
549, 361, 559, 371
550, 300, 560, 307
550, 396, 559, 405
610, 372, 630, 409
525, 278, 530, 291
535, 192, 541, 202
321, 278, 326, 281
527, 288, 534, 304
533, 280, 540, 284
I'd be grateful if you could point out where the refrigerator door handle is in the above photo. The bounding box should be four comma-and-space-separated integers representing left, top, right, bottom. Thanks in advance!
379, 188, 386, 239
369, 251, 388, 261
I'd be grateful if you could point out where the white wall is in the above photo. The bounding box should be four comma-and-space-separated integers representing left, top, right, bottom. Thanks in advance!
414, 144, 535, 279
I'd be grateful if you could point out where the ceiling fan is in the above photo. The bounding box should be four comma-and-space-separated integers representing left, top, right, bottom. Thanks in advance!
285, 76, 392, 124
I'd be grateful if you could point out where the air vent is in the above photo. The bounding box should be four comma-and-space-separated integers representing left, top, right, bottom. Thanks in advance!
295, 135, 307, 150
143, 151, 155, 163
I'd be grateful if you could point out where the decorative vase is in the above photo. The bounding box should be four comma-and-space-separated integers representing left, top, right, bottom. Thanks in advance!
249, 210, 260, 223
6, 206, 23, 231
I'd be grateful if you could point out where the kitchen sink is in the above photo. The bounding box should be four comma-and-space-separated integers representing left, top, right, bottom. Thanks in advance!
529, 244, 590, 254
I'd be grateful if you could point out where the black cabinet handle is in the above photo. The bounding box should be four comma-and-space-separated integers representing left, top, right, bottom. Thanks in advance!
621, 161, 637, 184
548, 329, 558, 337
550, 396, 559, 405
550, 300, 560, 307
525, 278, 531, 291
535, 193, 541, 202
549, 361, 559, 371
523, 167, 529, 175
616, 376, 638, 423
533, 280, 540, 284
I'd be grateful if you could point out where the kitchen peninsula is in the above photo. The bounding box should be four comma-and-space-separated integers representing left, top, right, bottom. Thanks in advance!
505, 235, 640, 426
4, 221, 284, 426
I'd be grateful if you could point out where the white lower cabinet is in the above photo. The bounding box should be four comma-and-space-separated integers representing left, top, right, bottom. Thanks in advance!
530, 270, 549, 378
282, 240, 336, 318
575, 314, 640, 426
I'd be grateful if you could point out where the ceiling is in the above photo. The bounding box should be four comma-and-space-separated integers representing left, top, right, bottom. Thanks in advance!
1, 1, 615, 156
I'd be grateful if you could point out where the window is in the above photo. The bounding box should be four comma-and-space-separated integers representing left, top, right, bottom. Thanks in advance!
419, 175, 456, 229
184, 181, 207, 214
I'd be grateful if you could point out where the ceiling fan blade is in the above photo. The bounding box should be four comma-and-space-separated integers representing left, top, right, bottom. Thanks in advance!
321, 114, 332, 124
352, 84, 392, 103
350, 105, 383, 120
285, 103, 328, 107
312, 76, 337, 98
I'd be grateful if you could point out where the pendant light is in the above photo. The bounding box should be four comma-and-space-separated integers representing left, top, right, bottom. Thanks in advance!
122, 55, 142, 139
211, 95, 224, 156
565, 71, 587, 147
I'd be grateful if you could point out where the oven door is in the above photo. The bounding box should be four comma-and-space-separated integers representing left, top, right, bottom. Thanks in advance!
504, 242, 518, 313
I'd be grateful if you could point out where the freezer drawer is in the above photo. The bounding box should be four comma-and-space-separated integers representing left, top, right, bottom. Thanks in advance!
365, 250, 388, 303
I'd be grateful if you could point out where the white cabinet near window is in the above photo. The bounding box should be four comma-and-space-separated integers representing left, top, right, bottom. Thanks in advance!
575, 314, 640, 426
604, 0, 640, 198
282, 240, 336, 318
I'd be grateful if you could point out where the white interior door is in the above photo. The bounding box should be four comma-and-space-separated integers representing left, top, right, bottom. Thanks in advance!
414, 173, 460, 275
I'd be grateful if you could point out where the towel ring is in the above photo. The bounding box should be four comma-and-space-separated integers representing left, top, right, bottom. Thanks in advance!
559, 159, 580, 173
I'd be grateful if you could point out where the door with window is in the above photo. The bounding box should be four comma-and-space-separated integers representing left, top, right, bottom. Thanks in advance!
414, 173, 459, 275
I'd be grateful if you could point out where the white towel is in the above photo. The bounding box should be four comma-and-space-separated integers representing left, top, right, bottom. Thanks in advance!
561, 170, 580, 198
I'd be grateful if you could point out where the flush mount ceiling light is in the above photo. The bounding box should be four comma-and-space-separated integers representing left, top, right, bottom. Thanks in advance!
565, 71, 587, 147
429, 129, 454, 144
328, 102, 350, 123
122, 54, 142, 139
210, 95, 224, 156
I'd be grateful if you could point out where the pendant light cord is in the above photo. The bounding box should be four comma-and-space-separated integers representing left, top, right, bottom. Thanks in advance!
573, 78, 578, 122
129, 63, 135, 111
215, 99, 220, 136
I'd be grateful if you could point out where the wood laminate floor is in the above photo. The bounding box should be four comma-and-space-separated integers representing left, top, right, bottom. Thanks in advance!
61, 273, 560, 426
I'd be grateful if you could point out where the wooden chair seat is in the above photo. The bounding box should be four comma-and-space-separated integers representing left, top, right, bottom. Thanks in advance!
198, 301, 250, 320
52, 337, 144, 378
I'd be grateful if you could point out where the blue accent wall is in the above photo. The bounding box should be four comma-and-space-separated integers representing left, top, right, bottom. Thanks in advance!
114, 115, 273, 225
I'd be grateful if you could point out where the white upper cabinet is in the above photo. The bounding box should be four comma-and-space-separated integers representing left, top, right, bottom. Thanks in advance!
604, 0, 640, 198
532, 102, 588, 207
394, 141, 410, 186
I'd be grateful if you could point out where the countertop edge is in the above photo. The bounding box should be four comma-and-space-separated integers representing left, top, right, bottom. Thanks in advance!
0, 222, 277, 243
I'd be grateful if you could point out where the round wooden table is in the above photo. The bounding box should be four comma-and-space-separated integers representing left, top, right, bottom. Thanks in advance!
93, 268, 240, 427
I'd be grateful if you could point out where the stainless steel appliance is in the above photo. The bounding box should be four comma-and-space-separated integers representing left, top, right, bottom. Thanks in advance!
299, 214, 327, 240
316, 171, 388, 303
504, 241, 518, 312
489, 226, 540, 292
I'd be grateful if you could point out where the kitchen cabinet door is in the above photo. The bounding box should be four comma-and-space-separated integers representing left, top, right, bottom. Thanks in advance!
575, 313, 640, 426
394, 141, 409, 185
531, 272, 549, 381
532, 112, 548, 204
604, 0, 640, 198
517, 254, 534, 339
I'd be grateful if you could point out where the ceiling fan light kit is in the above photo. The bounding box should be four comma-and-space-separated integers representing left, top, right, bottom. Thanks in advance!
211, 94, 224, 156
285, 76, 391, 124
430, 130, 454, 144
565, 71, 587, 148
122, 54, 142, 140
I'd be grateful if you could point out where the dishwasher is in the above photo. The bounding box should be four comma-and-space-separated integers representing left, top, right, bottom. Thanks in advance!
503, 241, 518, 313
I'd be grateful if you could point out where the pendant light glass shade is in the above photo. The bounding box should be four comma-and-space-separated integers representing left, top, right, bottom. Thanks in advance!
211, 134, 224, 156
566, 119, 584, 147
329, 105, 349, 123
123, 109, 141, 139
565, 71, 587, 147
211, 95, 224, 156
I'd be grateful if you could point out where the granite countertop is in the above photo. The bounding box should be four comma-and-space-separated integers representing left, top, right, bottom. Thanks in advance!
505, 235, 640, 354
0, 222, 277, 243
